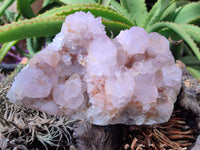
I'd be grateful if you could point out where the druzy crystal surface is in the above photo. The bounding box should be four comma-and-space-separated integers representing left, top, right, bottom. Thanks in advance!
7, 11, 182, 125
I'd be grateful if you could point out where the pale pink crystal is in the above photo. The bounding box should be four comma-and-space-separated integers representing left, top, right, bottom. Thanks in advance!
105, 67, 135, 108
87, 36, 117, 76
116, 27, 149, 55
53, 74, 84, 110
30, 50, 60, 67
7, 11, 182, 125
134, 74, 158, 105
147, 32, 171, 58
8, 67, 52, 103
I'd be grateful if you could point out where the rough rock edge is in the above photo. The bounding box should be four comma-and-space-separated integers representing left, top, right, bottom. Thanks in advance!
176, 61, 200, 150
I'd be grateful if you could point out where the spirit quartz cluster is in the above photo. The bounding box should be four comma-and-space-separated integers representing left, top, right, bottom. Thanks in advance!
7, 11, 182, 125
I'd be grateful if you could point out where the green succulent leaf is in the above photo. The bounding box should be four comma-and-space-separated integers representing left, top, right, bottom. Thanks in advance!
180, 24, 200, 43
56, 0, 96, 5
183, 43, 194, 56
110, 0, 134, 23
174, 2, 200, 24
17, 0, 35, 19
103, 20, 131, 37
0, 16, 66, 44
170, 41, 183, 60
38, 2, 62, 14
37, 4, 135, 26
180, 56, 200, 66
187, 66, 200, 79
43, 0, 52, 7
160, 0, 190, 21
99, 0, 111, 6
38, 3, 111, 17
0, 40, 18, 62
0, 14, 130, 44
189, 17, 200, 25
0, 0, 15, 17
161, 0, 190, 21
4, 10, 14, 23
191, 66, 200, 71
147, 22, 200, 61
26, 38, 35, 56
143, 0, 171, 29
120, 0, 147, 26
158, 28, 181, 41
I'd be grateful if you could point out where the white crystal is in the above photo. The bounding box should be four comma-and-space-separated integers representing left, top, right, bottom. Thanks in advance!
134, 74, 158, 105
30, 49, 60, 67
41, 101, 59, 114
7, 11, 182, 125
61, 11, 105, 46
105, 67, 135, 108
7, 67, 52, 102
161, 65, 182, 88
147, 32, 171, 58
86, 36, 117, 76
53, 74, 84, 110
116, 27, 149, 55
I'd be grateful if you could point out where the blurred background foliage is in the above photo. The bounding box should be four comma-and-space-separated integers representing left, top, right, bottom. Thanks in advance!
0, 0, 200, 78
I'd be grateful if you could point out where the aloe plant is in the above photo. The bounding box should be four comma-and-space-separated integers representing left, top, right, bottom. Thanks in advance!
0, 0, 200, 78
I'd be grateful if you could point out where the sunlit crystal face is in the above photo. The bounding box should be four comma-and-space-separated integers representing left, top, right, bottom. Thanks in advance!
7, 11, 182, 125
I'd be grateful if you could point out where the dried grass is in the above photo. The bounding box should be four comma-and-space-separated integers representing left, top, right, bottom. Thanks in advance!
0, 72, 75, 150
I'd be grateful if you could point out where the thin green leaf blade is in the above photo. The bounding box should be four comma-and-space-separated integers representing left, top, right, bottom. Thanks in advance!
161, 0, 190, 21
43, 0, 51, 7
103, 20, 131, 37
0, 14, 131, 44
171, 41, 183, 60
147, 22, 200, 61
0, 0, 15, 17
56, 0, 96, 4
102, 0, 111, 6
4, 10, 15, 23
0, 16, 66, 44
38, 2, 62, 14
180, 56, 200, 66
98, 0, 111, 6
187, 67, 200, 79
183, 43, 194, 56
17, 0, 35, 19
174, 2, 200, 24
143, 0, 171, 29
189, 17, 200, 25
180, 24, 200, 43
120, 0, 147, 26
0, 40, 18, 62
37, 4, 135, 26
110, 0, 134, 23
26, 38, 35, 56
38, 3, 109, 17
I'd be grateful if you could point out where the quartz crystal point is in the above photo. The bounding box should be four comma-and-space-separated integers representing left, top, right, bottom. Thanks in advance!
7, 11, 182, 125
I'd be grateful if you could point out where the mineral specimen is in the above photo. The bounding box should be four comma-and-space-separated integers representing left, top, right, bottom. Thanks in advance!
7, 11, 182, 125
